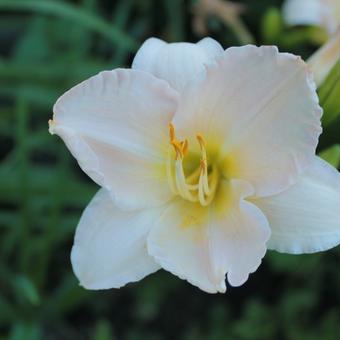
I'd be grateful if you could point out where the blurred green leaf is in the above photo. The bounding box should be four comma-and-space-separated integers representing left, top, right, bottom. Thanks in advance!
110, 0, 135, 65
261, 7, 282, 44
319, 59, 340, 126
163, 0, 185, 41
13, 275, 40, 306
0, 295, 16, 324
232, 300, 275, 339
13, 17, 50, 62
0, 58, 109, 83
267, 251, 322, 274
0, 0, 138, 51
279, 27, 328, 50
319, 144, 340, 168
44, 275, 91, 317
9, 322, 41, 340
92, 319, 116, 340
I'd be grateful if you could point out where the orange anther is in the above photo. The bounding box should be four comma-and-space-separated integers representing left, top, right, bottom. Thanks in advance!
181, 139, 189, 156
196, 133, 206, 148
168, 123, 175, 141
171, 140, 183, 159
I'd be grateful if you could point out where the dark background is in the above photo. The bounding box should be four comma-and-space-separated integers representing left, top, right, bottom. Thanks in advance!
1, 0, 340, 339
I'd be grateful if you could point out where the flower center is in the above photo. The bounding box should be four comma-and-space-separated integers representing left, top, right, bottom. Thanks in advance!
166, 123, 220, 206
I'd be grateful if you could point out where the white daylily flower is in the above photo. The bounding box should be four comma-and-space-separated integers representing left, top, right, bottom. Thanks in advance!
49, 37, 340, 294
283, 0, 340, 34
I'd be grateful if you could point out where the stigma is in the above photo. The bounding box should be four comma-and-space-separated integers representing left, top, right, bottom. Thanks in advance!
167, 123, 219, 206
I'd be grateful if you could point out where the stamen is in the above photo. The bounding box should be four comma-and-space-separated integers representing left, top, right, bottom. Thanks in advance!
181, 139, 189, 156
169, 125, 189, 159
186, 166, 201, 184
169, 123, 175, 141
196, 133, 206, 148
197, 134, 208, 167
166, 147, 178, 194
200, 159, 206, 174
175, 161, 198, 202
166, 124, 219, 206
198, 172, 206, 205
198, 165, 219, 206
171, 140, 183, 159
200, 160, 211, 196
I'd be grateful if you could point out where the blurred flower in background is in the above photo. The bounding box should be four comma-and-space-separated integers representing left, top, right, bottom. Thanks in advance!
308, 30, 340, 86
192, 0, 254, 44
283, 0, 340, 35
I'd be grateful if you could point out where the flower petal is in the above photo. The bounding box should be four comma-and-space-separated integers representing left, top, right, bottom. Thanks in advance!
173, 45, 322, 197
282, 0, 338, 34
148, 199, 219, 293
210, 180, 271, 287
71, 189, 162, 289
252, 156, 340, 254
50, 69, 179, 210
147, 180, 270, 293
132, 37, 224, 92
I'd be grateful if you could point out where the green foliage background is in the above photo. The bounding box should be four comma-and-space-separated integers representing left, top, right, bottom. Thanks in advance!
0, 0, 340, 339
